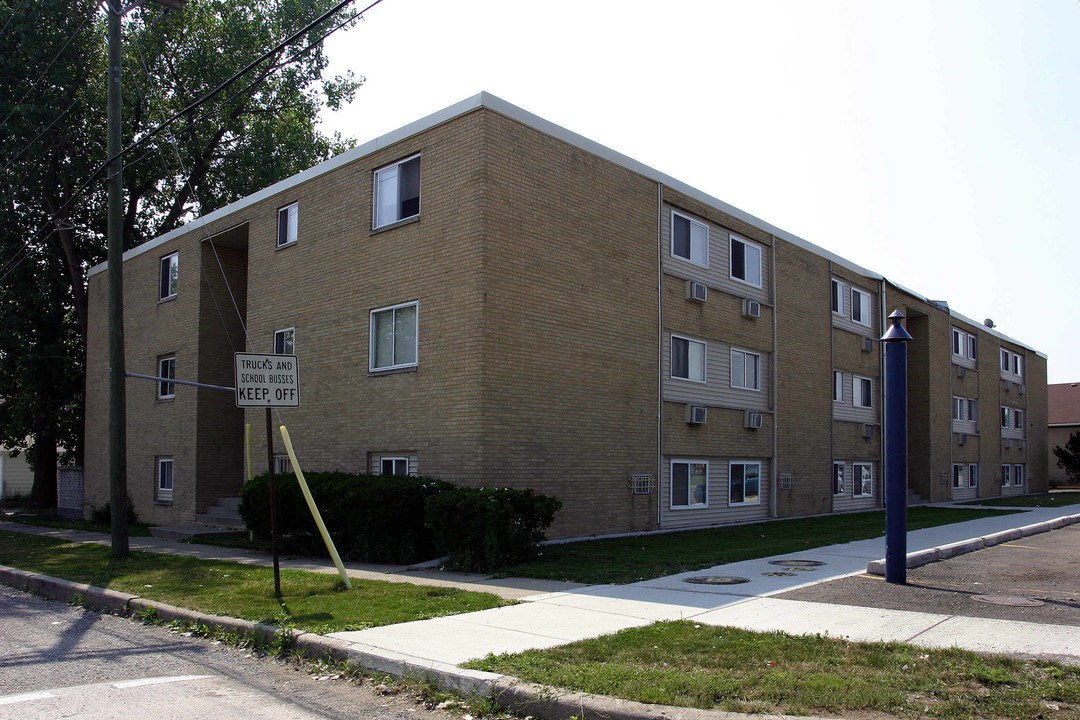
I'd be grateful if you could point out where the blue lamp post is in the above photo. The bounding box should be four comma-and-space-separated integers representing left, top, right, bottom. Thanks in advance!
881, 310, 913, 584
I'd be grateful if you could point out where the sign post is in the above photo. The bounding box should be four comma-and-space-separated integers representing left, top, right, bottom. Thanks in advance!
881, 311, 913, 585
235, 353, 300, 598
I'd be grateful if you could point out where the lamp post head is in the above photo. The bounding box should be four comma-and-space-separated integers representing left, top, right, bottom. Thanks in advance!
881, 310, 913, 343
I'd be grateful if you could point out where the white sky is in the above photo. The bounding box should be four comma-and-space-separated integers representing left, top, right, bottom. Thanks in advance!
318, 0, 1079, 383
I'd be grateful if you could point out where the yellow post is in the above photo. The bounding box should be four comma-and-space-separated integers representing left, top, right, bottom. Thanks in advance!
278, 425, 352, 590
245, 423, 253, 483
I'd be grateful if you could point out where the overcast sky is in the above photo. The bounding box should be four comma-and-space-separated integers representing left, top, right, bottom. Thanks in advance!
318, 0, 1079, 383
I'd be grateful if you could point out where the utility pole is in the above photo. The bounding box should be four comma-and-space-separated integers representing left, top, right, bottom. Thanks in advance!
105, 0, 187, 559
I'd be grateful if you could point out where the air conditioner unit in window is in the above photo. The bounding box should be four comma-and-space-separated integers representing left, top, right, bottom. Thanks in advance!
686, 280, 707, 302
1021, 439, 1027, 449
863, 424, 875, 438
743, 299, 761, 319
1005, 380, 1013, 391
1004, 438, 1012, 449
687, 405, 707, 424
862, 337, 873, 353
958, 433, 968, 446
1020, 384, 1027, 395
957, 366, 966, 378
745, 410, 763, 429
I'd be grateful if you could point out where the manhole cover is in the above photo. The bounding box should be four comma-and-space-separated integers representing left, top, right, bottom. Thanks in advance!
768, 559, 826, 567
762, 571, 797, 577
684, 576, 751, 585
972, 595, 1045, 607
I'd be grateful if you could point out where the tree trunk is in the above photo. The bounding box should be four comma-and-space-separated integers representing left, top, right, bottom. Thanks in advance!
29, 429, 59, 510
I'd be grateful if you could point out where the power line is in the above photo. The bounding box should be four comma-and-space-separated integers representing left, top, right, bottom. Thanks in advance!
0, 0, 27, 43
0, 98, 82, 173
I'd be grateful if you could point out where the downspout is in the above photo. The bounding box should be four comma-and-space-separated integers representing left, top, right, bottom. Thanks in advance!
770, 236, 779, 518
828, 261, 836, 514
656, 182, 664, 529
879, 279, 888, 507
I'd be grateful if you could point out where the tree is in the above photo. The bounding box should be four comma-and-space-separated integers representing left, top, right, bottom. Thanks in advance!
0, 0, 361, 506
1053, 431, 1080, 485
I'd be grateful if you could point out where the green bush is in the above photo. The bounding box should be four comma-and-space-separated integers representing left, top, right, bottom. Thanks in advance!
424, 487, 562, 572
239, 472, 453, 564
88, 497, 138, 526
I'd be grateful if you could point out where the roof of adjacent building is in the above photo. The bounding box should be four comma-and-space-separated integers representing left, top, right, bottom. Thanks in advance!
87, 92, 1044, 356
1049, 383, 1080, 426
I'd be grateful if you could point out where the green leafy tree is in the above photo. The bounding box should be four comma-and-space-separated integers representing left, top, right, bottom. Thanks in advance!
1053, 431, 1080, 485
0, 0, 361, 506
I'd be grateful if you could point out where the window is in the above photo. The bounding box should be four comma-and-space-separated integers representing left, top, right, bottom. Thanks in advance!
671, 212, 708, 267
274, 328, 295, 355
952, 328, 962, 355
274, 455, 293, 475
952, 329, 977, 360
159, 252, 178, 300
1013, 354, 1024, 378
370, 302, 418, 371
954, 397, 977, 421
1014, 408, 1024, 430
1000, 464, 1011, 487
373, 155, 420, 228
381, 457, 409, 476
277, 202, 298, 247
833, 371, 844, 402
968, 398, 978, 422
832, 462, 845, 495
157, 355, 175, 399
671, 460, 708, 508
853, 463, 872, 496
1000, 406, 1010, 428
157, 457, 174, 502
729, 461, 760, 505
1014, 464, 1024, 487
952, 464, 965, 489
853, 375, 872, 408
1000, 348, 1010, 373
671, 335, 706, 383
831, 280, 846, 315
851, 288, 872, 326
952, 396, 964, 421
968, 463, 979, 488
730, 348, 760, 391
730, 236, 762, 287
968, 334, 978, 360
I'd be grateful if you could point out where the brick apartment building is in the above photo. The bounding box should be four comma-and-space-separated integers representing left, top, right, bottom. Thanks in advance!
83, 93, 1048, 539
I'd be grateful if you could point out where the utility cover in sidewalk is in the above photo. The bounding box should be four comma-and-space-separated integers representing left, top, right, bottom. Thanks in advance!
972, 595, 1045, 607
684, 576, 751, 585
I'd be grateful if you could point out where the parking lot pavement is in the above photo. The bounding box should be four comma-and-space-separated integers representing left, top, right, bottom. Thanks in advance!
775, 523, 1080, 626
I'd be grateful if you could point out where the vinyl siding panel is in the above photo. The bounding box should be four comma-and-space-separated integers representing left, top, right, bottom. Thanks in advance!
660, 458, 771, 529
662, 332, 770, 410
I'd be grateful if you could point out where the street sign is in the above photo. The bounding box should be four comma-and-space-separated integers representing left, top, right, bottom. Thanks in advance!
234, 353, 300, 407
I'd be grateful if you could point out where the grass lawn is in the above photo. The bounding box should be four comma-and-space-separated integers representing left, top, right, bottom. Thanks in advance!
0, 530, 505, 633
501, 506, 1021, 584
962, 492, 1080, 509
466, 621, 1080, 719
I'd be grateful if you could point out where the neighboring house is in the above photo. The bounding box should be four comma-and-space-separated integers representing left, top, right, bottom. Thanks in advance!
1048, 382, 1080, 486
0, 448, 33, 501
82, 93, 1049, 538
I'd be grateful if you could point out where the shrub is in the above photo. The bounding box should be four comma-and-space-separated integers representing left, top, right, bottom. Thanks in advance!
88, 498, 138, 526
239, 472, 454, 564
424, 487, 562, 572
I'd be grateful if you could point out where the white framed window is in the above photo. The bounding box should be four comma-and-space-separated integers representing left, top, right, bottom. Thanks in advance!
1000, 464, 1011, 487
730, 235, 762, 287
952, 463, 965, 489
157, 355, 175, 399
952, 328, 963, 355
968, 398, 978, 422
671, 459, 708, 508
853, 375, 872, 408
381, 456, 410, 476
730, 348, 761, 391
953, 397, 977, 422
671, 211, 708, 267
1014, 408, 1024, 430
1000, 348, 1010, 373
274, 454, 293, 475
1013, 464, 1025, 487
952, 329, 977, 360
831, 279, 846, 315
1013, 353, 1024, 378
157, 457, 174, 502
968, 463, 979, 488
373, 155, 420, 228
968, 334, 978, 360
274, 327, 295, 355
832, 462, 845, 495
729, 461, 761, 505
851, 287, 872, 326
159, 252, 178, 301
833, 371, 844, 402
952, 396, 964, 421
277, 202, 298, 247
1000, 406, 1010, 429
853, 463, 873, 497
671, 335, 706, 383
370, 302, 418, 371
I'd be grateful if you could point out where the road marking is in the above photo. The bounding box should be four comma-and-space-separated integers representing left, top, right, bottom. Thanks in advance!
1002, 543, 1044, 550
0, 691, 55, 705
111, 675, 212, 689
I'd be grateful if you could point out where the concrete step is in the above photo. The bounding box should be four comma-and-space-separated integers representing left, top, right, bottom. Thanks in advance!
203, 504, 242, 520
214, 496, 242, 511
150, 524, 242, 541
195, 513, 244, 530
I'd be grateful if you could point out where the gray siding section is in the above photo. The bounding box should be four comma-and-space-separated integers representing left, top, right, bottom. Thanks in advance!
660, 457, 772, 529
662, 332, 770, 411
830, 279, 878, 337
831, 461, 879, 513
832, 372, 879, 424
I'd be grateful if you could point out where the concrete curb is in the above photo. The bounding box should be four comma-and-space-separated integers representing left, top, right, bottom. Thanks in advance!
867, 512, 1080, 576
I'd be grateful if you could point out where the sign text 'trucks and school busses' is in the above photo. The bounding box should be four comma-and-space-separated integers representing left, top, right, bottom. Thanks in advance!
234, 353, 300, 407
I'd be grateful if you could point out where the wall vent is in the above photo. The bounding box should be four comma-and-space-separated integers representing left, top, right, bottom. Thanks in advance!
862, 337, 873, 352
863, 424, 875, 438
957, 365, 966, 378
687, 405, 707, 424
629, 473, 655, 495
958, 433, 968, 446
745, 410, 763, 429
686, 281, 708, 302
743, 299, 761, 318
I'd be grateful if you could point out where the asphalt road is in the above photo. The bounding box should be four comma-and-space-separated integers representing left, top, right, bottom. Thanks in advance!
776, 523, 1080, 626
0, 585, 458, 720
